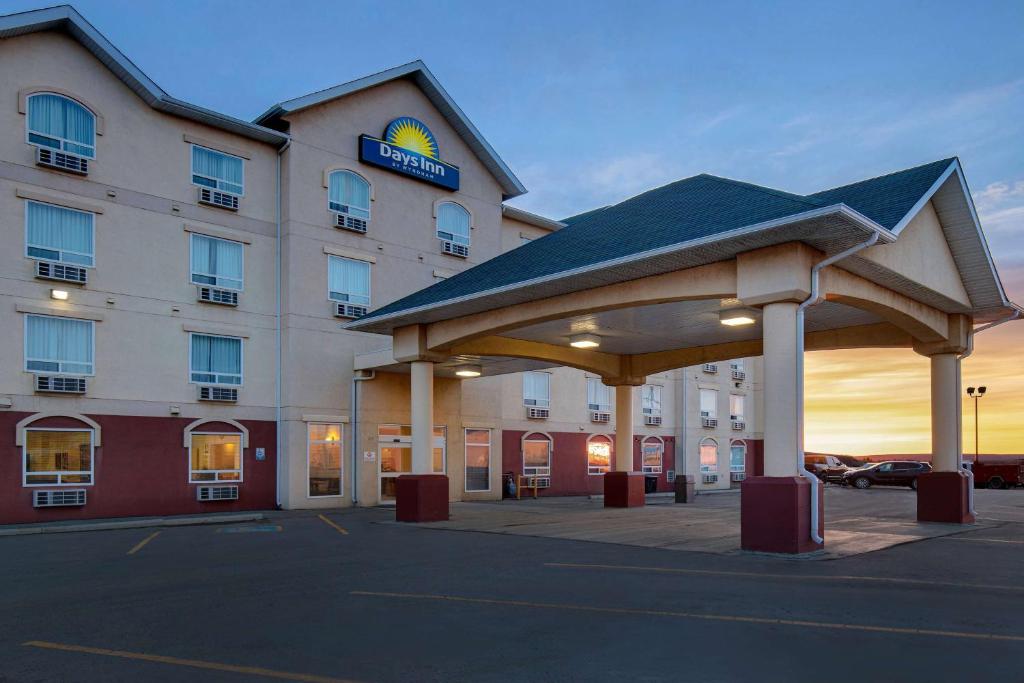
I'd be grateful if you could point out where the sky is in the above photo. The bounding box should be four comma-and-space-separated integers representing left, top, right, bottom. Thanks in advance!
6, 0, 1022, 454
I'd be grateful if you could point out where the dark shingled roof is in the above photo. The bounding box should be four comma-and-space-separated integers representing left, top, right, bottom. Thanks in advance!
358, 158, 956, 323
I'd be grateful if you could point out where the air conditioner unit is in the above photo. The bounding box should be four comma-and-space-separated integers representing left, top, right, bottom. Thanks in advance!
702, 363, 718, 373
702, 474, 719, 484
731, 420, 745, 431
701, 416, 718, 428
731, 472, 747, 482
198, 187, 239, 211
666, 470, 676, 483
33, 489, 87, 507
645, 415, 663, 426
35, 260, 87, 284
590, 411, 611, 424
196, 485, 239, 501
526, 406, 550, 420
36, 375, 86, 394
334, 213, 368, 234
334, 302, 368, 319
197, 286, 238, 306
198, 385, 238, 402
36, 147, 88, 175
524, 476, 551, 489
731, 370, 746, 381
440, 240, 469, 258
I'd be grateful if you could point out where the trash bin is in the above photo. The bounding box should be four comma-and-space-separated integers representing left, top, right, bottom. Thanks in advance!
674, 474, 696, 503
644, 475, 658, 494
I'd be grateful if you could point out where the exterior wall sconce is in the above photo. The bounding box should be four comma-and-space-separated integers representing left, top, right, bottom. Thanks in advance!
50, 289, 69, 301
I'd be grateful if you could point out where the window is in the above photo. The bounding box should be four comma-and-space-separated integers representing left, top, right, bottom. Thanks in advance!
25, 314, 94, 375
436, 202, 470, 246
523, 372, 551, 407
189, 433, 242, 482
642, 436, 664, 474
25, 201, 94, 266
730, 394, 745, 420
586, 377, 611, 412
642, 385, 662, 416
523, 433, 551, 476
308, 423, 342, 497
433, 426, 447, 473
328, 256, 371, 306
23, 429, 93, 486
189, 334, 242, 385
699, 438, 719, 474
699, 388, 718, 417
26, 93, 96, 158
328, 170, 370, 220
730, 359, 744, 370
191, 145, 244, 196
190, 234, 243, 290
587, 434, 612, 475
730, 441, 746, 473
465, 428, 491, 492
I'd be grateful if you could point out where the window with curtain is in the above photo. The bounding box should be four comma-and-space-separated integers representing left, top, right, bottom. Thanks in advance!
730, 442, 747, 473
26, 93, 96, 158
586, 378, 611, 412
523, 433, 551, 476
730, 394, 745, 420
308, 423, 342, 497
328, 256, 370, 305
25, 315, 94, 375
523, 372, 551, 407
465, 428, 491, 492
700, 438, 719, 473
587, 435, 612, 475
25, 201, 94, 266
328, 171, 371, 219
436, 202, 470, 245
191, 145, 244, 195
642, 385, 662, 415
699, 388, 718, 417
190, 334, 242, 385
24, 429, 94, 485
190, 234, 243, 290
642, 437, 664, 474
189, 433, 242, 482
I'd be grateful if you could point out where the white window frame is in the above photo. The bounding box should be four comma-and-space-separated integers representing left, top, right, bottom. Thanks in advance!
327, 255, 371, 306
22, 427, 95, 487
25, 92, 97, 159
699, 388, 718, 418
307, 422, 343, 498
642, 436, 664, 474
699, 437, 719, 474
188, 431, 244, 483
435, 201, 471, 246
189, 233, 244, 291
730, 439, 747, 473
188, 332, 244, 386
190, 144, 245, 196
642, 384, 663, 416
586, 433, 613, 476
523, 371, 551, 408
522, 433, 552, 477
464, 428, 492, 493
730, 394, 745, 421
328, 169, 371, 220
24, 314, 95, 376
586, 377, 611, 412
24, 200, 96, 268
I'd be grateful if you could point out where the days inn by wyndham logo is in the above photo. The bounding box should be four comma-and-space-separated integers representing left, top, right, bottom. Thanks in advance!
359, 117, 460, 191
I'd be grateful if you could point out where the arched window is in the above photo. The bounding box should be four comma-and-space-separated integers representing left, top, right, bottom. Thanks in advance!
27, 93, 96, 158
699, 437, 719, 474
730, 439, 747, 474
522, 432, 551, 476
641, 436, 664, 474
436, 202, 470, 246
586, 434, 612, 475
328, 170, 371, 221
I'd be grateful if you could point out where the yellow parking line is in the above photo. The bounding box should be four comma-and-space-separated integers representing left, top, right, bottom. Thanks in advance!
318, 514, 349, 535
544, 562, 1024, 592
22, 641, 361, 683
126, 531, 161, 556
940, 537, 1024, 545
349, 591, 1024, 643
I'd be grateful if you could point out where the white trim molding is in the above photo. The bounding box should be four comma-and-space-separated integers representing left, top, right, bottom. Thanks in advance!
16, 412, 102, 446
182, 417, 250, 447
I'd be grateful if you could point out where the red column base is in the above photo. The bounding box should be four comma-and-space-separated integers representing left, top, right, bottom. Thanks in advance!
395, 474, 450, 522
741, 476, 824, 554
917, 471, 975, 524
604, 472, 646, 508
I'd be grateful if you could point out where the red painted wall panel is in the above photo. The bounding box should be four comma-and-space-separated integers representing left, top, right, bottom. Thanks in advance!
0, 412, 276, 525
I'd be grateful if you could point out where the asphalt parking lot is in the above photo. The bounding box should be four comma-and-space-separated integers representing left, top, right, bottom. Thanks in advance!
1, 488, 1022, 683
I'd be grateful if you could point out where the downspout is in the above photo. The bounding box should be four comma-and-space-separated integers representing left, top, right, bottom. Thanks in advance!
351, 370, 376, 504
956, 309, 1021, 516
797, 232, 880, 545
274, 139, 291, 509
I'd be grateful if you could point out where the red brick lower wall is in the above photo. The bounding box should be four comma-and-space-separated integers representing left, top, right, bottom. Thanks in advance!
0, 412, 277, 525
502, 430, 676, 497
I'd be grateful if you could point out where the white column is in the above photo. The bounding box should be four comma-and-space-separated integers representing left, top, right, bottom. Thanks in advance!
930, 353, 961, 472
410, 360, 434, 474
614, 384, 634, 472
762, 302, 800, 477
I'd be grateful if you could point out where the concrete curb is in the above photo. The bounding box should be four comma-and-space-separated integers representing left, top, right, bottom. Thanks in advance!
0, 512, 266, 537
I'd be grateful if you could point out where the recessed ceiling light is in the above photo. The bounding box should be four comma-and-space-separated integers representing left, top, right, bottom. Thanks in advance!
569, 333, 601, 349
719, 308, 757, 327
455, 365, 482, 378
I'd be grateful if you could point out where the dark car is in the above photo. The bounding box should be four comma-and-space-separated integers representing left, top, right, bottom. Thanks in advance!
841, 461, 932, 490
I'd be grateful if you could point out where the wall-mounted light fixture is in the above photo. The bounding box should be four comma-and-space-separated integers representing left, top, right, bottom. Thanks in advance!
569, 333, 601, 349
719, 307, 757, 327
455, 364, 482, 378
50, 289, 69, 301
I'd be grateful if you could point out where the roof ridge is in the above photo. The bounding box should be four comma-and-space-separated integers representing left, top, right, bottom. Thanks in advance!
807, 157, 957, 197
697, 174, 826, 209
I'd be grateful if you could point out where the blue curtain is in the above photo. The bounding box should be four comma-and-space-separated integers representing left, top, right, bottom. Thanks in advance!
26, 202, 94, 266
191, 335, 241, 384
437, 203, 470, 244
26, 315, 93, 374
27, 94, 95, 157
190, 234, 243, 289
329, 171, 370, 219
192, 146, 244, 195
328, 257, 370, 305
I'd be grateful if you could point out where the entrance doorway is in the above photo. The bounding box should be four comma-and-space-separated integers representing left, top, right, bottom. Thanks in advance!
377, 424, 447, 504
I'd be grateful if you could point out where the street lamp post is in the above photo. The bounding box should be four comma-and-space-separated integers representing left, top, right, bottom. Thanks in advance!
966, 386, 987, 465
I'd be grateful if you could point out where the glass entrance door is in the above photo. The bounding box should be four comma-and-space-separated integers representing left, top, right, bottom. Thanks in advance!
377, 425, 446, 504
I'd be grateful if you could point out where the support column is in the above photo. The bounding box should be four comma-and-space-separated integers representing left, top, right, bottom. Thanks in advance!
740, 302, 823, 553
396, 360, 449, 522
605, 383, 644, 507
917, 352, 974, 523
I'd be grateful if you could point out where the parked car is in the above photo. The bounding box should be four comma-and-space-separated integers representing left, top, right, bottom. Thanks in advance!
804, 454, 844, 477
841, 461, 931, 490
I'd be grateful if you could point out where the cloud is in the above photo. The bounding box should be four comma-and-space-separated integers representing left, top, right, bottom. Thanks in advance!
973, 179, 1024, 261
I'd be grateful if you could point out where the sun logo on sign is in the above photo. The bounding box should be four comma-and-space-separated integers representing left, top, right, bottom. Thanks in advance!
384, 117, 439, 159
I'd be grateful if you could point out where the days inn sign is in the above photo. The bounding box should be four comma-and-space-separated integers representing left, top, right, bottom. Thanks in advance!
359, 117, 460, 191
